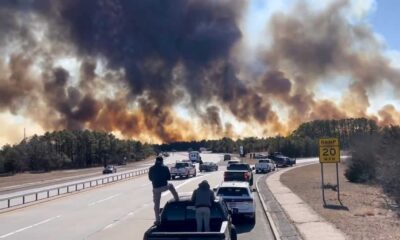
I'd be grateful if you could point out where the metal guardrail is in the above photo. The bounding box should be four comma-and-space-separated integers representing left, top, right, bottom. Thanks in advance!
0, 168, 149, 210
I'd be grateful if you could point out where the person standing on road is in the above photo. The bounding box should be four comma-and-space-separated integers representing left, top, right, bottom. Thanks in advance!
191, 180, 215, 232
149, 156, 179, 225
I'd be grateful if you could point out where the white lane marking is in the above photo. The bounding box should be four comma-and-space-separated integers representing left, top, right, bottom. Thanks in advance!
0, 215, 61, 239
88, 193, 121, 206
101, 203, 151, 231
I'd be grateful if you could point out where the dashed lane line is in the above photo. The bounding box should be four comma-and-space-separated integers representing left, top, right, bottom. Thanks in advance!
0, 215, 61, 239
88, 193, 122, 207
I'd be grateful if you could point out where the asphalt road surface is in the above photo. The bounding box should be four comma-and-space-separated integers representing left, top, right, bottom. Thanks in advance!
0, 153, 274, 240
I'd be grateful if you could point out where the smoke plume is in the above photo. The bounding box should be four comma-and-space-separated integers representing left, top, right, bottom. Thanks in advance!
0, 0, 400, 144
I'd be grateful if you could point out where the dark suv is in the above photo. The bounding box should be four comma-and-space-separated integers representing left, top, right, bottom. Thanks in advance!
223, 154, 231, 161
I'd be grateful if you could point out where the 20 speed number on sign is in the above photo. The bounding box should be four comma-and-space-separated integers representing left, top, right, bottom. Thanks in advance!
319, 146, 340, 163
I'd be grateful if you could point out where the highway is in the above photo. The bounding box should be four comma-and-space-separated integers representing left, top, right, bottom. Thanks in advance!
0, 153, 274, 240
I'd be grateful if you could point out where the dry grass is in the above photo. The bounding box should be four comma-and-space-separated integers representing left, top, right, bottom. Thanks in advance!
281, 163, 400, 240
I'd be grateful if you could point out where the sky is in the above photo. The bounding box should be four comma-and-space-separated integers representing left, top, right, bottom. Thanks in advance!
368, 0, 400, 50
243, 0, 400, 120
1, 0, 400, 146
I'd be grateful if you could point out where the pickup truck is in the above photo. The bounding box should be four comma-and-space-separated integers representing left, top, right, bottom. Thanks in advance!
268, 152, 296, 167
224, 163, 254, 186
143, 194, 237, 240
255, 159, 275, 173
170, 161, 197, 179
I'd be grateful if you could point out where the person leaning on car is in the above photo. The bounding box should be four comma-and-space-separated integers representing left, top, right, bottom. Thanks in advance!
149, 156, 179, 225
191, 180, 215, 232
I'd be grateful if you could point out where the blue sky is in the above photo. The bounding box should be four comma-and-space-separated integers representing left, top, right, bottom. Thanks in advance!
368, 0, 400, 50
245, 0, 400, 51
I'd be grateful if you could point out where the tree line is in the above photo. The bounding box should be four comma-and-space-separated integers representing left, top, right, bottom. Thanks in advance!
0, 117, 382, 174
0, 130, 154, 173
159, 118, 379, 157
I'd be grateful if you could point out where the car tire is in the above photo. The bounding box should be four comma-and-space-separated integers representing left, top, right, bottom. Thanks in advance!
194, 171, 197, 177
231, 225, 237, 240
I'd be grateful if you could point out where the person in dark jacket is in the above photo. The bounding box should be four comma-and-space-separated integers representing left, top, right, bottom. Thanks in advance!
149, 156, 179, 225
191, 180, 215, 232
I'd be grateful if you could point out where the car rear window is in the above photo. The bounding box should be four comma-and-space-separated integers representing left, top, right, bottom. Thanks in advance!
216, 187, 249, 197
175, 163, 189, 168
227, 164, 250, 170
259, 160, 271, 163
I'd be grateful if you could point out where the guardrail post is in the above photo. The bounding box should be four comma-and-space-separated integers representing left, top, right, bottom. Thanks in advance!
58, 188, 60, 195
36, 192, 38, 201
47, 190, 50, 198
8, 198, 10, 208
23, 195, 25, 204
67, 186, 69, 193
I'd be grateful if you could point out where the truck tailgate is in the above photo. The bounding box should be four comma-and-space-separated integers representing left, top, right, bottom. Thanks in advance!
145, 221, 229, 240
224, 171, 246, 181
146, 232, 225, 240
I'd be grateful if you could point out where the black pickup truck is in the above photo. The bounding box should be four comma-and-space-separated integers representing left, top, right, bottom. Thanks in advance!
224, 163, 254, 186
268, 152, 296, 167
143, 195, 237, 240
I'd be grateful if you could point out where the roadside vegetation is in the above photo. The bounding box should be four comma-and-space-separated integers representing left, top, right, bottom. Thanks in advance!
346, 126, 400, 205
0, 130, 154, 174
159, 118, 378, 157
0, 117, 388, 179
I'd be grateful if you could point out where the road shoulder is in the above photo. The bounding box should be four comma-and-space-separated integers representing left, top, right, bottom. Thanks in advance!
257, 174, 302, 240
267, 165, 346, 240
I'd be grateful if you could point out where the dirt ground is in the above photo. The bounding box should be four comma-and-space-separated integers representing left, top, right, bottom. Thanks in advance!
281, 163, 400, 240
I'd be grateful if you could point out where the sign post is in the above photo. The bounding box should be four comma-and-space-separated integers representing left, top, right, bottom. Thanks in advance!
319, 138, 341, 206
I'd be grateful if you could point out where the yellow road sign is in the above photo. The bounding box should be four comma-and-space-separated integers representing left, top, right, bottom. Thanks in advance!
319, 138, 340, 163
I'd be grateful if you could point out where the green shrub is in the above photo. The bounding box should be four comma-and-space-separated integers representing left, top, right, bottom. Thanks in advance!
378, 127, 400, 204
345, 134, 379, 183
